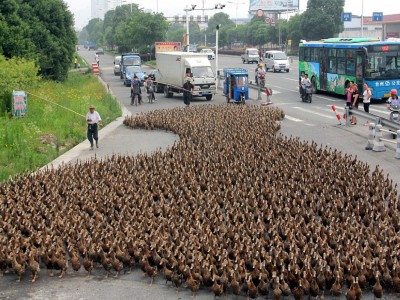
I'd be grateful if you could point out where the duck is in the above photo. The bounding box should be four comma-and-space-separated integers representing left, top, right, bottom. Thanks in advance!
373, 271, 383, 299
28, 251, 40, 283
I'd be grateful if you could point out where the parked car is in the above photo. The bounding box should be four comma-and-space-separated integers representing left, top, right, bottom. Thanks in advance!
200, 48, 215, 60
96, 48, 104, 55
123, 65, 146, 86
114, 55, 121, 76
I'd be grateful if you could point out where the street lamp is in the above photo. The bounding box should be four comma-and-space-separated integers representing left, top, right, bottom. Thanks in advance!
183, 4, 225, 52
184, 5, 196, 52
216, 24, 221, 87
227, 0, 245, 27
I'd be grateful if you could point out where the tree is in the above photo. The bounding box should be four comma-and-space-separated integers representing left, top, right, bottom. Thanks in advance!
286, 14, 303, 48
301, 0, 345, 40
22, 0, 76, 81
300, 8, 336, 40
2, 0, 77, 81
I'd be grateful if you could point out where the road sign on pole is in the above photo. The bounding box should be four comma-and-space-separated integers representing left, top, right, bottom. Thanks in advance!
372, 12, 383, 22
341, 12, 352, 22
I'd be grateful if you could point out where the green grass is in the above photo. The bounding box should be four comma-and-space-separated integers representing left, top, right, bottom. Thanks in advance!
0, 72, 121, 182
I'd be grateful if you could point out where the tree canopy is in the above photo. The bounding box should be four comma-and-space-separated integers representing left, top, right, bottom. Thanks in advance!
0, 0, 76, 81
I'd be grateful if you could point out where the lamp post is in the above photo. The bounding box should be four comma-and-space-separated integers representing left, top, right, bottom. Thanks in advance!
183, 4, 225, 52
361, 0, 364, 37
227, 0, 245, 27
216, 24, 221, 87
184, 5, 195, 52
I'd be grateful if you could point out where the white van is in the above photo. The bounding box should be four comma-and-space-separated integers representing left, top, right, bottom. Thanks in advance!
113, 55, 121, 76
264, 50, 290, 73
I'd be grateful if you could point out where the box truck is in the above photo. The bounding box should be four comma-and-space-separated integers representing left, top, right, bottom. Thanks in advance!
155, 52, 216, 100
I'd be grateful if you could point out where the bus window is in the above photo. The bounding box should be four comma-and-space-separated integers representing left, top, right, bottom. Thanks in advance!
304, 48, 310, 61
328, 49, 336, 57
346, 58, 356, 75
328, 58, 337, 73
310, 48, 318, 61
337, 58, 346, 74
337, 49, 346, 57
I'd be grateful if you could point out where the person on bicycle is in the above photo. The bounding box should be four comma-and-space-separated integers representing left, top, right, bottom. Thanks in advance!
144, 76, 156, 103
131, 74, 141, 106
256, 63, 266, 86
387, 88, 400, 109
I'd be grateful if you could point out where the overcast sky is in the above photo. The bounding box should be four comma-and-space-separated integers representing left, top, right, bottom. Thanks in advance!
64, 0, 398, 30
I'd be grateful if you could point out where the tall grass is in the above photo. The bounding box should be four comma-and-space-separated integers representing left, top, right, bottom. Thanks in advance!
0, 72, 121, 182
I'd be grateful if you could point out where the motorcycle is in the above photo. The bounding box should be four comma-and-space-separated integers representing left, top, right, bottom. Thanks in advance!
301, 82, 313, 103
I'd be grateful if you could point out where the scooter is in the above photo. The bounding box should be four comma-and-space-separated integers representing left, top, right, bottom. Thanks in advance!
258, 73, 266, 88
388, 103, 400, 123
301, 83, 313, 103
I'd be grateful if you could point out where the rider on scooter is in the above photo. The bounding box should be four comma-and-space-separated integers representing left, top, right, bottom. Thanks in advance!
387, 88, 399, 109
256, 63, 266, 86
300, 73, 311, 99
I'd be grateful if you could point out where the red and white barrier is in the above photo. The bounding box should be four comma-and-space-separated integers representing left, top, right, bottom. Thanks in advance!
331, 105, 342, 125
92, 63, 99, 75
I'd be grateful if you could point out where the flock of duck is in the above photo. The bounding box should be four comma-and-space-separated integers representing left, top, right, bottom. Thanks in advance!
0, 104, 399, 299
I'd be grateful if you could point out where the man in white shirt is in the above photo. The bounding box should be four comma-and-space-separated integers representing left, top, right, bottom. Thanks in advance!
86, 105, 102, 150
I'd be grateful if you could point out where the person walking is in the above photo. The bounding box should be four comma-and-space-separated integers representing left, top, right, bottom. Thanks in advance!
131, 74, 142, 106
86, 104, 102, 150
362, 83, 372, 125
183, 78, 194, 107
74, 57, 78, 69
351, 81, 359, 108
95, 53, 100, 67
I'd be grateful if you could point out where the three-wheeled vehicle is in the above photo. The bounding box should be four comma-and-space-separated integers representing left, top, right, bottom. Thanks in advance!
223, 68, 249, 104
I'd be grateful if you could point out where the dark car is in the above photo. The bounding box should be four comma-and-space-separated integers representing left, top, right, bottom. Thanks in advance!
123, 65, 146, 86
96, 48, 104, 55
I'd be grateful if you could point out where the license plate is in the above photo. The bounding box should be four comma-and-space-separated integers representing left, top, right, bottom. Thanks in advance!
384, 93, 391, 97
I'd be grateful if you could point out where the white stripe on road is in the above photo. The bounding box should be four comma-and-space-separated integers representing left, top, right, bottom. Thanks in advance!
284, 115, 303, 122
293, 107, 335, 119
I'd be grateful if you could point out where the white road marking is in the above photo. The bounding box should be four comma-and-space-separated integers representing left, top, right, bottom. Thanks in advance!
293, 107, 335, 119
284, 115, 303, 122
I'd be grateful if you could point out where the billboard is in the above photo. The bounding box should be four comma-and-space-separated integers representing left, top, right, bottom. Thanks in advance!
155, 42, 181, 53
250, 0, 299, 12
12, 90, 27, 118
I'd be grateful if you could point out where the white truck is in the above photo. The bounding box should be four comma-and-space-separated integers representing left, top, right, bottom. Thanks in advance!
155, 52, 216, 100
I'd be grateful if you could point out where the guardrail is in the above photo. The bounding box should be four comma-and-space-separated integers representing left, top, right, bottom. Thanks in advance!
365, 123, 400, 159
346, 106, 400, 132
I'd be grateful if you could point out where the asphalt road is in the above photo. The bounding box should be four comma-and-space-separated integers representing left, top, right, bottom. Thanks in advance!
1, 48, 398, 300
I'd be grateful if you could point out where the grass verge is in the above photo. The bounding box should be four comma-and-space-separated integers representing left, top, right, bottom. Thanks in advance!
0, 72, 121, 182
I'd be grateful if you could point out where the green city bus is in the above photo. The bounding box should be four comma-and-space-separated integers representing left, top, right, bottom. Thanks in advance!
299, 37, 400, 100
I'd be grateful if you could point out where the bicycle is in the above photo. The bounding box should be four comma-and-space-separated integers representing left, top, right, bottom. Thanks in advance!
131, 93, 139, 106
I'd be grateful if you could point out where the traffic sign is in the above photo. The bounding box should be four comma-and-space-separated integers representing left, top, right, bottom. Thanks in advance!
341, 12, 352, 22
256, 9, 264, 17
372, 12, 383, 22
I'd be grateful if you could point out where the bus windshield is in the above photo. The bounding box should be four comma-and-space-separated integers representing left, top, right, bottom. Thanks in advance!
365, 51, 400, 80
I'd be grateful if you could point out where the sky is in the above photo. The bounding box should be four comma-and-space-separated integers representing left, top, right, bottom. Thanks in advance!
64, 0, 399, 30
